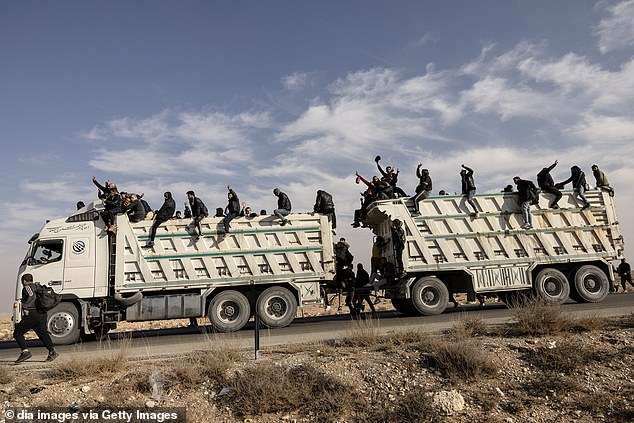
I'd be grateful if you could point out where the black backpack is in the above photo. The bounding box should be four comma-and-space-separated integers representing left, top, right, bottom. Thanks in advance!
33, 283, 62, 312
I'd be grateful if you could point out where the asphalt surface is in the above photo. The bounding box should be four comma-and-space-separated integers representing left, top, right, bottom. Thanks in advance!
1, 293, 632, 366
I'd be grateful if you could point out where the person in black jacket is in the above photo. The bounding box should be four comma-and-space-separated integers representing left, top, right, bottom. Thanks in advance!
187, 190, 208, 240
313, 190, 336, 229
273, 188, 292, 226
124, 194, 147, 223
375, 156, 407, 198
556, 166, 590, 210
183, 203, 192, 219
460, 164, 479, 215
513, 176, 538, 229
412, 164, 432, 215
616, 258, 634, 292
13, 273, 58, 363
390, 219, 406, 274
223, 186, 241, 234
143, 192, 176, 248
537, 160, 562, 209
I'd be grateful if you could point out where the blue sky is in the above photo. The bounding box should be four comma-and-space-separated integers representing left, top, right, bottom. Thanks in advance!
1, 1, 634, 312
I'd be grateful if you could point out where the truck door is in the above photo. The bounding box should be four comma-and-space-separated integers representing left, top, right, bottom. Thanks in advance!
64, 235, 96, 297
30, 239, 65, 290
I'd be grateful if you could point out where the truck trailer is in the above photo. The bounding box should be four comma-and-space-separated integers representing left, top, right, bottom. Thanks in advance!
364, 188, 624, 315
14, 203, 335, 344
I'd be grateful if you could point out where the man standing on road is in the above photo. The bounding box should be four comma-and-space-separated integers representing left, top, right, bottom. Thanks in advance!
13, 274, 58, 363
616, 258, 634, 292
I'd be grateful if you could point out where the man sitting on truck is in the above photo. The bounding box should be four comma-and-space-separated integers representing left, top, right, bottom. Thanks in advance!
314, 189, 336, 229
412, 164, 432, 215
591, 164, 615, 197
223, 186, 241, 233
187, 190, 208, 240
537, 160, 562, 209
460, 164, 479, 216
556, 166, 590, 210
375, 155, 407, 198
143, 192, 176, 248
513, 176, 539, 230
273, 188, 292, 226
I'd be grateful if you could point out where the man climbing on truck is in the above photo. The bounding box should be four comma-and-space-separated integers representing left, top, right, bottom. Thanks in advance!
144, 192, 176, 248
537, 160, 562, 209
412, 164, 432, 215
273, 188, 292, 226
187, 190, 208, 240
513, 176, 539, 229
460, 164, 479, 216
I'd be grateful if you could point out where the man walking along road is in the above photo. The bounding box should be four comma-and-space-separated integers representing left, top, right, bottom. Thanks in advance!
616, 258, 634, 292
273, 188, 292, 226
13, 274, 58, 363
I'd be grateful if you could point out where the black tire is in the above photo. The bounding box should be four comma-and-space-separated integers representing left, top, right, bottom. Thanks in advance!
411, 276, 449, 316
207, 290, 251, 332
391, 298, 420, 316
256, 287, 297, 328
533, 268, 570, 304
572, 265, 609, 303
47, 302, 81, 345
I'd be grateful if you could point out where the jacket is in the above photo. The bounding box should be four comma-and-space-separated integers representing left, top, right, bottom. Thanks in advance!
416, 167, 432, 193
377, 163, 399, 186
593, 169, 610, 187
125, 200, 147, 223
156, 192, 176, 221
314, 190, 335, 212
190, 197, 208, 218
537, 162, 556, 188
355, 267, 370, 288
226, 190, 241, 215
515, 179, 538, 204
277, 192, 291, 211
461, 167, 476, 194
21, 283, 37, 312
559, 167, 586, 189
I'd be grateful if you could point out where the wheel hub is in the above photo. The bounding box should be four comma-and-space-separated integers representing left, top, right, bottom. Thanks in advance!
584, 276, 598, 290
544, 278, 561, 295
220, 301, 238, 321
50, 313, 73, 335
422, 288, 438, 305
267, 298, 286, 317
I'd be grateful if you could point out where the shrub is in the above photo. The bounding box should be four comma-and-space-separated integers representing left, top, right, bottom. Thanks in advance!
223, 362, 364, 421
422, 338, 498, 382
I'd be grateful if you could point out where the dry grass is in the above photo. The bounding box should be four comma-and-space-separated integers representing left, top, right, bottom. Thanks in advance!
450, 317, 489, 339
522, 373, 580, 396
0, 366, 14, 384
506, 300, 570, 336
521, 341, 598, 373
222, 362, 364, 421
337, 319, 382, 348
46, 347, 128, 381
421, 338, 499, 383
360, 391, 440, 423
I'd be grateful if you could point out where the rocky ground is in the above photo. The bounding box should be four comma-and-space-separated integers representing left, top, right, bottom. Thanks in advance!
0, 302, 632, 423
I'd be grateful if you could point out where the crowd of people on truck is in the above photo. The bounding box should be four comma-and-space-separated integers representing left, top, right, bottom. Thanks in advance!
351, 157, 615, 230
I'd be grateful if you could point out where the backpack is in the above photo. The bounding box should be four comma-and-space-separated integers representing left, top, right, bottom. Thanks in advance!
33, 283, 62, 312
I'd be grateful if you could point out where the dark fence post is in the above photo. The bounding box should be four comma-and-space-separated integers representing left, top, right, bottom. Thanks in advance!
254, 312, 260, 360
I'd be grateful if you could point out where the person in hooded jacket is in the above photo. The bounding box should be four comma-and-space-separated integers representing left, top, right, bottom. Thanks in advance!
375, 156, 407, 198
591, 164, 615, 197
223, 186, 241, 233
143, 192, 175, 248
537, 160, 562, 209
412, 164, 432, 215
460, 164, 479, 215
183, 203, 192, 219
556, 166, 590, 210
187, 191, 208, 240
313, 190, 336, 229
273, 188, 292, 226
513, 176, 538, 229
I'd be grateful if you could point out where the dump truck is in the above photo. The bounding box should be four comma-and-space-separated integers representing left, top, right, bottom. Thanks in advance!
363, 189, 624, 315
14, 202, 335, 344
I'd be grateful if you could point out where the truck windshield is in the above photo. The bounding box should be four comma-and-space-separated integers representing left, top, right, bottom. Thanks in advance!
31, 240, 64, 265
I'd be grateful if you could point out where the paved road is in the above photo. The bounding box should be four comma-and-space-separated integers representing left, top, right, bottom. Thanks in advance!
1, 293, 632, 366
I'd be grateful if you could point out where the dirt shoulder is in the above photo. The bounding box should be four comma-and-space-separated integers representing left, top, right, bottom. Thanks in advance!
0, 303, 632, 423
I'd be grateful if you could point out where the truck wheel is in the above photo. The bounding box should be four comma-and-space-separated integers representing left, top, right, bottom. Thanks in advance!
47, 302, 81, 345
256, 287, 297, 328
411, 277, 449, 316
533, 268, 570, 304
572, 265, 609, 303
208, 290, 251, 332
391, 299, 419, 316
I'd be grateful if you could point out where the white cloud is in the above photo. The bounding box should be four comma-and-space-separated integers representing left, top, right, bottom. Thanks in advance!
594, 0, 634, 53
282, 72, 309, 91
